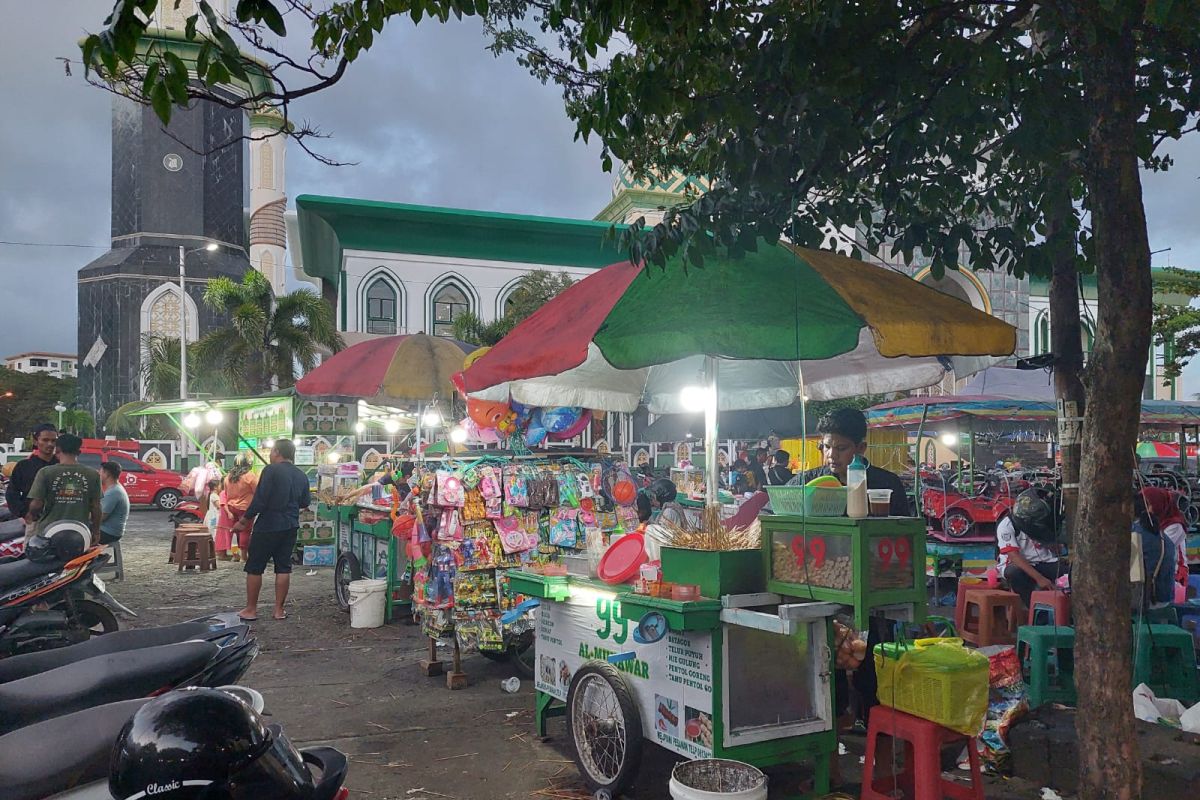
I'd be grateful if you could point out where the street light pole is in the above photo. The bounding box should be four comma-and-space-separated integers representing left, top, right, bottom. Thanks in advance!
54, 401, 66, 430
178, 243, 219, 401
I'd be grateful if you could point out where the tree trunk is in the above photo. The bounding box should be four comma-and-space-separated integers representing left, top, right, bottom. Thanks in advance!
1045, 175, 1086, 537
1061, 5, 1152, 798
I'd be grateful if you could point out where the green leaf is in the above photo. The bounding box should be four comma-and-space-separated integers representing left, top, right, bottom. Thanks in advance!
185, 12, 198, 40
150, 81, 173, 124
141, 60, 161, 99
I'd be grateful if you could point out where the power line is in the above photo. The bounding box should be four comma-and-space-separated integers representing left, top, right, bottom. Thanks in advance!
0, 239, 106, 249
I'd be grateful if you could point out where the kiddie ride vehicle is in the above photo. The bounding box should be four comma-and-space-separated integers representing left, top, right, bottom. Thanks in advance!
920, 467, 1022, 542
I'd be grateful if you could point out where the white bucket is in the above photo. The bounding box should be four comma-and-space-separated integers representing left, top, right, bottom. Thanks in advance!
348, 578, 388, 628
669, 759, 768, 800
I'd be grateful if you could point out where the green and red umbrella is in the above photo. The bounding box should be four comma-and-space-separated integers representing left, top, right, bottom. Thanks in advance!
461, 243, 1016, 413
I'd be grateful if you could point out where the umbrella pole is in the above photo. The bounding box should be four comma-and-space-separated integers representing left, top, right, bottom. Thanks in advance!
704, 356, 720, 507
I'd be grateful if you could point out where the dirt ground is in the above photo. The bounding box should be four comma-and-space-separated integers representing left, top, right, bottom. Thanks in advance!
109, 511, 1058, 800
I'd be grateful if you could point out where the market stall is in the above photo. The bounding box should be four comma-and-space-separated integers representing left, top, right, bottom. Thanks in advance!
457, 241, 1017, 794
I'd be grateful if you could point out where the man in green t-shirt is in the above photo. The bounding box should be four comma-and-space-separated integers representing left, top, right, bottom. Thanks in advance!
27, 433, 102, 546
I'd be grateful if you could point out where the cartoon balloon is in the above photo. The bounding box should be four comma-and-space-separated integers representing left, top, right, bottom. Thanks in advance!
524, 408, 548, 446
539, 406, 583, 434
462, 417, 502, 444
467, 397, 513, 430
547, 408, 592, 441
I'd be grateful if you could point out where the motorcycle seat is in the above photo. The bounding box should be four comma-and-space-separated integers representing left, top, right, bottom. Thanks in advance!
0, 640, 219, 736
0, 698, 149, 800
0, 558, 60, 592
0, 620, 213, 684
0, 517, 25, 543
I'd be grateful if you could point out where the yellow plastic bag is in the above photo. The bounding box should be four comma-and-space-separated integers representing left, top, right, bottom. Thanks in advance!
875, 636, 989, 736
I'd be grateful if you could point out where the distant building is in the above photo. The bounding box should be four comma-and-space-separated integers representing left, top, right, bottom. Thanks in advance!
4, 352, 78, 379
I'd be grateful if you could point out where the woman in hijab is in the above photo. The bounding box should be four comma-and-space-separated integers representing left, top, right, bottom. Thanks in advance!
218, 454, 260, 562
1139, 486, 1190, 586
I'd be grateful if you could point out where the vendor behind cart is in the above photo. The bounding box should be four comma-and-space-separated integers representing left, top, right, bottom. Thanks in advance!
344, 461, 415, 504
786, 407, 906, 786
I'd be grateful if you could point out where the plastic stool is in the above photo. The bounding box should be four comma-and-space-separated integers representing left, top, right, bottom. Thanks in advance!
97, 540, 124, 581
959, 589, 1022, 647
176, 531, 217, 572
1028, 590, 1071, 626
170, 524, 209, 564
953, 582, 987, 635
1017, 625, 1077, 707
861, 706, 985, 800
1132, 623, 1199, 705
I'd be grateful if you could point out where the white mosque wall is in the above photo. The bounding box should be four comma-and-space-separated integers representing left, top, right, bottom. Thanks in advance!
340, 250, 598, 336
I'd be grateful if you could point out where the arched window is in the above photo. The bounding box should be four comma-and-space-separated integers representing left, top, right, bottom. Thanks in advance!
147, 291, 183, 338
432, 282, 470, 337
259, 145, 274, 190
365, 278, 398, 335
1033, 311, 1050, 355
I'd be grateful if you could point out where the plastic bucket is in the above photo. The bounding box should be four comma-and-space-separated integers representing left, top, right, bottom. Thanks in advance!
669, 759, 767, 800
348, 578, 388, 628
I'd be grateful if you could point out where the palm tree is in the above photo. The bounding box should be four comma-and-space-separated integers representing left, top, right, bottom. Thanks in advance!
194, 270, 344, 394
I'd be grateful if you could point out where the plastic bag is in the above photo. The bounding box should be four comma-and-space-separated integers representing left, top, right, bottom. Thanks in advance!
875, 636, 990, 736
1133, 683, 1187, 725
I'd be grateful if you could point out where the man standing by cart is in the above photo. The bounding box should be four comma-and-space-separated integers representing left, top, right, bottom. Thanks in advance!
233, 440, 310, 621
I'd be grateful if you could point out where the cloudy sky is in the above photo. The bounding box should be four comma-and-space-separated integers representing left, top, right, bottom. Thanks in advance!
2, 2, 1199, 389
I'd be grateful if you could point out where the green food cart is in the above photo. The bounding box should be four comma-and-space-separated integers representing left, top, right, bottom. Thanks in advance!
509, 570, 839, 799
325, 503, 412, 623
762, 514, 928, 629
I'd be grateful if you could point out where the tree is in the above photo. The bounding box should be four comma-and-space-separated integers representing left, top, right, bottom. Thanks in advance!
1151, 267, 1200, 381
84, 3, 1200, 795
452, 270, 575, 345
193, 270, 344, 394
0, 367, 80, 444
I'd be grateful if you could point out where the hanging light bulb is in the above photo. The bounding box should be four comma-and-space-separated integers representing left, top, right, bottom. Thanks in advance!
941, 432, 959, 447
354, 422, 365, 433
384, 418, 401, 434
421, 408, 441, 427
449, 425, 468, 444
182, 413, 201, 429
680, 384, 712, 413
205, 409, 223, 426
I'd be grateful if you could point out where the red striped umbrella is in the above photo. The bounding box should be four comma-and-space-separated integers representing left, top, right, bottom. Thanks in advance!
296, 333, 478, 405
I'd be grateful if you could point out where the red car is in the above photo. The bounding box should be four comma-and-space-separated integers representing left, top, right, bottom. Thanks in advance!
78, 446, 185, 510
919, 470, 1026, 541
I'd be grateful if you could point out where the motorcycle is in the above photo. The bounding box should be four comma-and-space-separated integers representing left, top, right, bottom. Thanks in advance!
0, 546, 135, 656
169, 498, 204, 526
0, 689, 348, 800
0, 624, 260, 736
0, 614, 247, 683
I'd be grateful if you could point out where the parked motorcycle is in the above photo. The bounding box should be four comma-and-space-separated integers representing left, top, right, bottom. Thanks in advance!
0, 614, 248, 683
169, 499, 204, 526
0, 545, 135, 656
0, 624, 259, 736
1, 687, 347, 800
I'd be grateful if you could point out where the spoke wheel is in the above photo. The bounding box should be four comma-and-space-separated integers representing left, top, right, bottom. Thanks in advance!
944, 509, 974, 539
567, 662, 643, 796
511, 631, 535, 679
334, 553, 362, 612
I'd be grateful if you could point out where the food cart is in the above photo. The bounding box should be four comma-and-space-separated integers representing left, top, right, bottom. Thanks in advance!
510, 569, 838, 800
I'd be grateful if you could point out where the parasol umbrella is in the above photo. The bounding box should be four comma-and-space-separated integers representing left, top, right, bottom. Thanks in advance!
1137, 441, 1180, 459
461, 242, 1016, 501
297, 333, 477, 406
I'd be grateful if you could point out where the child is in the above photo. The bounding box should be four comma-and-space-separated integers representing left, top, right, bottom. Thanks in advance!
201, 478, 221, 542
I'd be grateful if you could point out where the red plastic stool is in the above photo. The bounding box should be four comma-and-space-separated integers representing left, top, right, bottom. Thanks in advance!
861, 706, 985, 800
1028, 590, 1071, 626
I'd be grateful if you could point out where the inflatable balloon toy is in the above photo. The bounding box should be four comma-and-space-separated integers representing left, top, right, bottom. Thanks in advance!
545, 407, 591, 441
524, 408, 549, 447
462, 417, 502, 445
467, 397, 516, 433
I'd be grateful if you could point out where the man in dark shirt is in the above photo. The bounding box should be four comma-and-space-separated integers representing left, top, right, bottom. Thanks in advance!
787, 408, 909, 515
233, 440, 311, 621
784, 407, 908, 785
6, 424, 59, 521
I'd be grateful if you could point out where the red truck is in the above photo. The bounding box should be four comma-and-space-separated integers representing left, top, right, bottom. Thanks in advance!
78, 439, 185, 510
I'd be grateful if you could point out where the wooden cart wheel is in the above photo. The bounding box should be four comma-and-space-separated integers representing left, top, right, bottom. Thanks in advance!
567, 661, 643, 796
334, 552, 362, 612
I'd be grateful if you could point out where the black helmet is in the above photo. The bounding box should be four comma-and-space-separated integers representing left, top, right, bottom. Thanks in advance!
1010, 487, 1060, 544
25, 520, 89, 563
648, 478, 678, 506
109, 687, 315, 800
